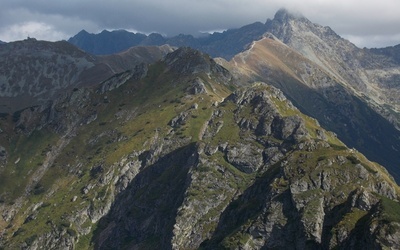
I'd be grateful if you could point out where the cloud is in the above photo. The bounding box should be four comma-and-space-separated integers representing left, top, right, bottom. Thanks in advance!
0, 7, 99, 41
343, 33, 400, 49
0, 0, 399, 48
278, 0, 400, 47
0, 21, 66, 41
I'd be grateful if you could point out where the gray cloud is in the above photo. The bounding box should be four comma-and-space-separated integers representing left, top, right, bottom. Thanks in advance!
0, 0, 399, 48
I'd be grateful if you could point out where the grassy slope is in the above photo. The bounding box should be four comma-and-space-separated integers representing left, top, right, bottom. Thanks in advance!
0, 60, 234, 248
0, 58, 399, 249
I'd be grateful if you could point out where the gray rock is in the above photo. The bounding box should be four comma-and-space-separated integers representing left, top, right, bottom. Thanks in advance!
169, 111, 190, 128
272, 115, 308, 141
290, 180, 309, 194
226, 143, 264, 173
100, 63, 148, 94
187, 78, 207, 95
263, 147, 284, 165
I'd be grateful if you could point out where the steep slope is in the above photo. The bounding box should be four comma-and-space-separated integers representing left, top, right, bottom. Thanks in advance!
94, 82, 400, 250
223, 35, 400, 183
265, 9, 400, 129
0, 47, 233, 249
0, 47, 399, 250
0, 39, 174, 113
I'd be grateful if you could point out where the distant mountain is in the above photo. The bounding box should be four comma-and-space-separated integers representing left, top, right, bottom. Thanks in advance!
370, 44, 400, 64
68, 22, 268, 59
168, 22, 268, 59
0, 40, 5, 45
68, 29, 152, 55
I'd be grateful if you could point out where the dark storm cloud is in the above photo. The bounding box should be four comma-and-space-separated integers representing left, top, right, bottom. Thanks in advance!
0, 0, 399, 48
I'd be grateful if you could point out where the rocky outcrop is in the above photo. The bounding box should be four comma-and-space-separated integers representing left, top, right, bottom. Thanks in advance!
225, 143, 264, 173
186, 77, 207, 95
168, 111, 191, 128
99, 63, 148, 94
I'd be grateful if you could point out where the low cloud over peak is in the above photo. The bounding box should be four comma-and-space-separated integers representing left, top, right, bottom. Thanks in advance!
1, 0, 399, 48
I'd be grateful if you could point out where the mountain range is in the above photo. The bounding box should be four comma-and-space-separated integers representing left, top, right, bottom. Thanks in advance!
0, 8, 400, 249
68, 22, 269, 60
70, 9, 400, 183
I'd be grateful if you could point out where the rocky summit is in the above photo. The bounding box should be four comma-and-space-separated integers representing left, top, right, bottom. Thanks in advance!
0, 9, 400, 250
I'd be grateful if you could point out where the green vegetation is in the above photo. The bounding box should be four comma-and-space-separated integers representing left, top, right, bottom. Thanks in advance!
209, 102, 241, 145
336, 208, 368, 232
380, 196, 400, 223
1, 52, 400, 250
346, 155, 361, 165
222, 231, 252, 249
0, 129, 59, 201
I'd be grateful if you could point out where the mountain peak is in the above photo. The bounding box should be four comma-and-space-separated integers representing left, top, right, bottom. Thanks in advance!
75, 29, 90, 37
273, 8, 305, 23
70, 30, 91, 42
78, 29, 89, 34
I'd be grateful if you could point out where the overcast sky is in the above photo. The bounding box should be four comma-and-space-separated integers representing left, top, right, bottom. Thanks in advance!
0, 0, 399, 48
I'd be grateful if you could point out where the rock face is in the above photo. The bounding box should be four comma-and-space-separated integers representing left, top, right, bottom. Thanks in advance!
0, 37, 400, 250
